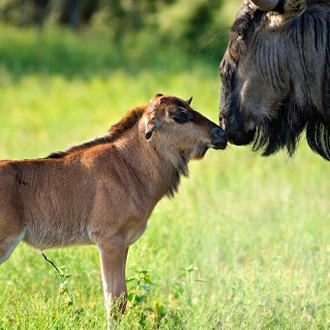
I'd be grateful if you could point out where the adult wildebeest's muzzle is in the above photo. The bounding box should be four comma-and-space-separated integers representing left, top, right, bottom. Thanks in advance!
209, 127, 227, 150
223, 121, 256, 146
220, 104, 256, 147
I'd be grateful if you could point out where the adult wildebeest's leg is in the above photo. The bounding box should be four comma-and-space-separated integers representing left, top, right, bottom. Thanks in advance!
98, 241, 129, 323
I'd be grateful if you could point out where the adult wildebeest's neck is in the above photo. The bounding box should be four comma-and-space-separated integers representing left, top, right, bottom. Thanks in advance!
114, 119, 188, 202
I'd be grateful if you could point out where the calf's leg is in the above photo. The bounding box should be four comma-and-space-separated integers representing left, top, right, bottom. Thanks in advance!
98, 242, 129, 322
0, 216, 26, 265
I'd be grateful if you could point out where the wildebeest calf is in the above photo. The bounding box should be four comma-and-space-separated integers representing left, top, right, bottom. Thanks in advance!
0, 94, 227, 323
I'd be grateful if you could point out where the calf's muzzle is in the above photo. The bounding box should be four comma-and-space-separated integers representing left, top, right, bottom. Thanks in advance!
210, 127, 227, 150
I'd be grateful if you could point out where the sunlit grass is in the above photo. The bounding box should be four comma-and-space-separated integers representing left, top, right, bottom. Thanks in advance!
0, 26, 330, 329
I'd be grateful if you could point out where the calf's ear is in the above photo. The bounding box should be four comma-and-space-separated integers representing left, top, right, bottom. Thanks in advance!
186, 97, 193, 105
145, 118, 160, 141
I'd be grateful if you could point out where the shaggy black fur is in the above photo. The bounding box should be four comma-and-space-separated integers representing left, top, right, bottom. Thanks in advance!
252, 100, 314, 158
221, 0, 330, 161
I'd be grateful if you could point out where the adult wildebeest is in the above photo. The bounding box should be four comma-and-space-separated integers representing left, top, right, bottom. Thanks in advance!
0, 94, 227, 324
220, 0, 330, 160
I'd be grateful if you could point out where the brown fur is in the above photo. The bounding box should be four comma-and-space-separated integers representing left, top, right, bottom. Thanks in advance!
0, 94, 227, 324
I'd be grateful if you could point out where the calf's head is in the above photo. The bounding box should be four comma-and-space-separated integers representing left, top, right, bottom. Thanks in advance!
144, 94, 227, 160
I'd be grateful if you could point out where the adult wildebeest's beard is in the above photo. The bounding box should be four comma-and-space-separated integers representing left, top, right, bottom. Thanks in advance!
252, 100, 330, 160
251, 101, 308, 157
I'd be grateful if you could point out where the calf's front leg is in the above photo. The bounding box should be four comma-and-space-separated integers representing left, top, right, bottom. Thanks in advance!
98, 241, 129, 322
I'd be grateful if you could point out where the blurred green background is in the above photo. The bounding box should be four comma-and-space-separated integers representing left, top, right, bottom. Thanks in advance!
1, 1, 330, 330
0, 0, 241, 64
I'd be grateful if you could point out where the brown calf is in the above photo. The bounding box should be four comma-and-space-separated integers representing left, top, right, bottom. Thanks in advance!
0, 94, 227, 323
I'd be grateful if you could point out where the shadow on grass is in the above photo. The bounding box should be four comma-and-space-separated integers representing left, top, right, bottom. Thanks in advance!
0, 25, 230, 83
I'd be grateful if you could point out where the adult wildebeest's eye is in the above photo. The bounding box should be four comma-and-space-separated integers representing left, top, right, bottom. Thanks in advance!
235, 29, 246, 41
236, 34, 243, 41
169, 108, 193, 124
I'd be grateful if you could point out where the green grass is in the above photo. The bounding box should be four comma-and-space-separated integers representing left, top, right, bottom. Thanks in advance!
1, 26, 330, 330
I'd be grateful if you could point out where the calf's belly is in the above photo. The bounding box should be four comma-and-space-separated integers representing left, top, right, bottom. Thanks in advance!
23, 219, 93, 250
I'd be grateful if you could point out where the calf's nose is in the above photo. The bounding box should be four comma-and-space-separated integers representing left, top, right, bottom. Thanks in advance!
210, 127, 227, 150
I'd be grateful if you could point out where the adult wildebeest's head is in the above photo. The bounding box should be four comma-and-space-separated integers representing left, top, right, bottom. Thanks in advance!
220, 0, 330, 160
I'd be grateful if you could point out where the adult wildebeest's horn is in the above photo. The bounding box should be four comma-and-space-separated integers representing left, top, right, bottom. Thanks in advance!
251, 0, 284, 11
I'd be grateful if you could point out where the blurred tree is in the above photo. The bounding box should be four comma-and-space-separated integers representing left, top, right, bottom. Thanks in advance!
32, 0, 50, 27
0, 0, 50, 27
0, 0, 99, 28
150, 0, 224, 53
96, 0, 160, 39
58, 0, 99, 29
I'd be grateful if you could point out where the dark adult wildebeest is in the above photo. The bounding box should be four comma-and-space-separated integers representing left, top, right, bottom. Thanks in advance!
0, 94, 227, 324
220, 0, 330, 160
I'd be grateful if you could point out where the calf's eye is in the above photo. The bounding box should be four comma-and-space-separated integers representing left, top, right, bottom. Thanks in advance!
169, 109, 193, 124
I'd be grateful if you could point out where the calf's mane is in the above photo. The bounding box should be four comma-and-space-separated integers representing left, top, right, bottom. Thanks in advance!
47, 106, 145, 159
46, 102, 190, 199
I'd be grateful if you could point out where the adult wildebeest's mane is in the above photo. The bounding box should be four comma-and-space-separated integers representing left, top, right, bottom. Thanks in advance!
47, 106, 145, 159
249, 0, 330, 159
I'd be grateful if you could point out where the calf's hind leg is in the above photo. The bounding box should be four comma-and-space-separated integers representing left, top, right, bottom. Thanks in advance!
0, 215, 26, 265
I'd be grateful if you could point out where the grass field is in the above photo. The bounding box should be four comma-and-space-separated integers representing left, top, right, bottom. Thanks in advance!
0, 26, 330, 330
